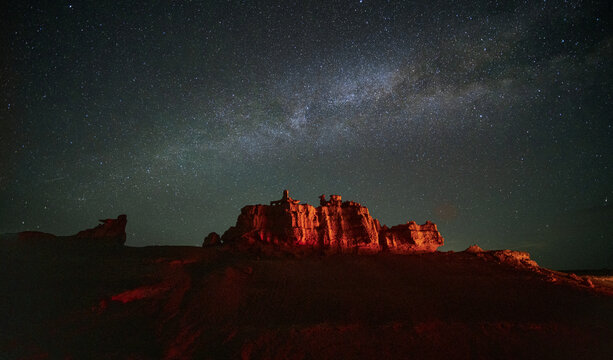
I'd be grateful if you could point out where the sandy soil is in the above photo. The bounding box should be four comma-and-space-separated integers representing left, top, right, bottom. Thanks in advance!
1, 244, 612, 359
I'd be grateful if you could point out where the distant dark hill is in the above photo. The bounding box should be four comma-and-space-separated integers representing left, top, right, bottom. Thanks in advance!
0, 214, 127, 247
1, 243, 612, 359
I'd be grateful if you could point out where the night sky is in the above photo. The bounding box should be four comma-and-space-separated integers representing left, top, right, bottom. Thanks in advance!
1, 1, 611, 269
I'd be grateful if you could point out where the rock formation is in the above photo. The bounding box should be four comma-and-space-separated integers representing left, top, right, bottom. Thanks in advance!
464, 245, 538, 268
5, 215, 128, 246
202, 232, 221, 247
380, 221, 444, 253
221, 190, 444, 254
74, 214, 128, 245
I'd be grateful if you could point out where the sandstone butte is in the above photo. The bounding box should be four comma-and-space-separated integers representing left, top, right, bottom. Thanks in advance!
215, 190, 444, 254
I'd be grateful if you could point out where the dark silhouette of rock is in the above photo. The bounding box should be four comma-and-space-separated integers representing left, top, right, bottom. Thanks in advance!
17, 231, 57, 242
202, 232, 221, 247
75, 214, 128, 245
5, 215, 128, 246
221, 190, 444, 254
270, 189, 300, 205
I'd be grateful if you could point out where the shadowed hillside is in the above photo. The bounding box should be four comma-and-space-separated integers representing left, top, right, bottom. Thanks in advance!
1, 243, 612, 359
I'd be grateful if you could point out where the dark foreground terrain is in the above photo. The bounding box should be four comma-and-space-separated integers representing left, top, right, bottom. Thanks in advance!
1, 244, 612, 359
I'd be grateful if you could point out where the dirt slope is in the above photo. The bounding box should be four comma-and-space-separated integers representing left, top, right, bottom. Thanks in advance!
1, 245, 612, 359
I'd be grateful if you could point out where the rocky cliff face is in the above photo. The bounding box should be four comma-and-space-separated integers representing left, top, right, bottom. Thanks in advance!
221, 191, 443, 254
381, 221, 444, 253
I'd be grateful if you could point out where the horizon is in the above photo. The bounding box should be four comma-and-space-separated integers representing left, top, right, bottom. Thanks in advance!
4, 189, 612, 271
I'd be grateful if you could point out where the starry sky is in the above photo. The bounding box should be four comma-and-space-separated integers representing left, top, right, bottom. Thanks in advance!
1, 1, 612, 269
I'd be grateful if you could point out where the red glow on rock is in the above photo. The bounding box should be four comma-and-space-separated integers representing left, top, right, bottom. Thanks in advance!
110, 282, 172, 304
221, 190, 444, 253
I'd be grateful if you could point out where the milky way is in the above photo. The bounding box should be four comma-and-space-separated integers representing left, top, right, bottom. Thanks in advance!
1, 1, 611, 268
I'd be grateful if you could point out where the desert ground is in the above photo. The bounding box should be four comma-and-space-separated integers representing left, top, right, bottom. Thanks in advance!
1, 243, 612, 359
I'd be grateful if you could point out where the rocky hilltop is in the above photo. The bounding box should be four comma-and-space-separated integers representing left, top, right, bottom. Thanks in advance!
5, 215, 128, 246
217, 190, 444, 253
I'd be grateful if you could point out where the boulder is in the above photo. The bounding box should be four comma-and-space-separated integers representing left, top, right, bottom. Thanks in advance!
202, 232, 221, 247
464, 244, 485, 253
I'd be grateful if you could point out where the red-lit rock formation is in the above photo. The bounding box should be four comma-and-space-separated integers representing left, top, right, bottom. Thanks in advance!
380, 221, 444, 253
221, 191, 444, 254
464, 245, 538, 268
9, 215, 128, 246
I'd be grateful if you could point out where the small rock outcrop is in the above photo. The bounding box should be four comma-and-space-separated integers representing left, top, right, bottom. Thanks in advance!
202, 232, 221, 247
221, 190, 444, 254
8, 215, 128, 246
465, 244, 485, 254
75, 215, 128, 245
463, 245, 538, 268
